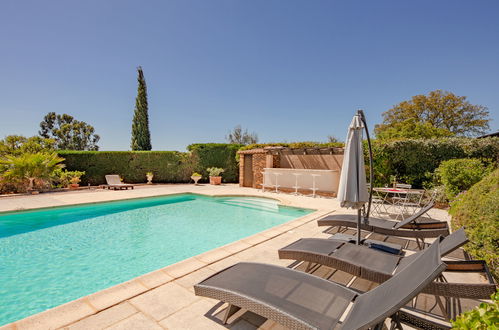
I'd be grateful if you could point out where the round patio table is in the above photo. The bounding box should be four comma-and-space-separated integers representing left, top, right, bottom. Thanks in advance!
372, 187, 425, 218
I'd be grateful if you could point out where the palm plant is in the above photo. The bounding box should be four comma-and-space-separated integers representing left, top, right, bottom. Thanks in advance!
1, 152, 65, 191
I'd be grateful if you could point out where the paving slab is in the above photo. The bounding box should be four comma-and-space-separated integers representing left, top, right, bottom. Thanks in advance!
65, 302, 137, 330
105, 313, 163, 330
158, 299, 227, 329
162, 257, 207, 278
15, 297, 95, 330
135, 269, 174, 289
174, 267, 221, 292
87, 279, 148, 311
129, 282, 200, 321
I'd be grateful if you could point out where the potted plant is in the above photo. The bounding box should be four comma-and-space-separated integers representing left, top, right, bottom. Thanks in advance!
146, 172, 154, 184
207, 167, 224, 185
69, 176, 81, 189
191, 172, 202, 185
66, 171, 85, 189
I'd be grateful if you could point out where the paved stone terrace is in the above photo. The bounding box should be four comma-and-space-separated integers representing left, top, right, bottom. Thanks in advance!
0, 184, 479, 330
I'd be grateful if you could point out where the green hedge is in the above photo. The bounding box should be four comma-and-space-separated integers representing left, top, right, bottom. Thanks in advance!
57, 138, 498, 187
368, 137, 499, 188
449, 168, 499, 281
58, 144, 243, 185
187, 143, 242, 182
58, 151, 193, 185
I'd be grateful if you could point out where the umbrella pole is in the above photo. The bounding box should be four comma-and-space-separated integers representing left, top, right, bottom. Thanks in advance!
357, 110, 374, 221
357, 209, 362, 245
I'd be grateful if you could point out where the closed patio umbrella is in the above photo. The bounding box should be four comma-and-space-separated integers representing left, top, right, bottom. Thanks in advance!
337, 110, 373, 244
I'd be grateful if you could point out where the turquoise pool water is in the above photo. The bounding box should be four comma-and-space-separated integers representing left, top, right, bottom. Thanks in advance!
0, 194, 312, 326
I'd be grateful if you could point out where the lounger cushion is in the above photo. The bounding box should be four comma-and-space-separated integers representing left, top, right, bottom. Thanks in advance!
319, 214, 396, 229
281, 238, 344, 256
329, 233, 403, 255
196, 262, 357, 329
332, 244, 401, 275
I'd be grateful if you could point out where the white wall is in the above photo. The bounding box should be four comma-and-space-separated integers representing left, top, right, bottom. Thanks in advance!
263, 168, 339, 193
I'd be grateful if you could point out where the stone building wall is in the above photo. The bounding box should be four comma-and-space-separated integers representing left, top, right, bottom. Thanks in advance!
238, 149, 267, 188
251, 153, 266, 188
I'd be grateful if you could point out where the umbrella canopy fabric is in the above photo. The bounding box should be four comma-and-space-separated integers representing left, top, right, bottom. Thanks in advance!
337, 114, 369, 209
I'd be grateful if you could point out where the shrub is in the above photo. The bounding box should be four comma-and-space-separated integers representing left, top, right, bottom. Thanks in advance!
187, 144, 241, 182
368, 137, 498, 188
0, 178, 25, 194
58, 151, 193, 185
52, 169, 86, 188
436, 158, 491, 200
449, 168, 499, 280
451, 291, 498, 329
0, 152, 65, 191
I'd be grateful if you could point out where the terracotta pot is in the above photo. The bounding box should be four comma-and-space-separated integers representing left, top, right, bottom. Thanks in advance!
69, 183, 80, 190
209, 176, 222, 185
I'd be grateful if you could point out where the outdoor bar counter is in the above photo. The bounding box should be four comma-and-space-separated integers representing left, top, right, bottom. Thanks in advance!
263, 168, 340, 194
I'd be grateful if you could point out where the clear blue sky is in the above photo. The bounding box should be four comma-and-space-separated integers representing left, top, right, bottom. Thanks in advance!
1, 1, 498, 151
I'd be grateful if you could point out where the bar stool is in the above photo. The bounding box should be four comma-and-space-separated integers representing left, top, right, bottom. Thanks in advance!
310, 173, 320, 198
292, 173, 302, 195
261, 171, 270, 192
273, 172, 282, 193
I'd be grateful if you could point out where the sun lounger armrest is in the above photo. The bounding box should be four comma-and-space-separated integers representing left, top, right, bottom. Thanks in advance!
402, 222, 448, 230
444, 260, 485, 272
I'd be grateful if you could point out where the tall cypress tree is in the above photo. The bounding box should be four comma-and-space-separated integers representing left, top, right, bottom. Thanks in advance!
131, 66, 152, 150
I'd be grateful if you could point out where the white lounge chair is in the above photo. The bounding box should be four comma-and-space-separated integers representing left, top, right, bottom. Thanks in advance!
101, 175, 135, 190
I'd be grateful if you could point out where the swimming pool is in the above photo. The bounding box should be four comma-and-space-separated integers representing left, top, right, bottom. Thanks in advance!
0, 194, 312, 326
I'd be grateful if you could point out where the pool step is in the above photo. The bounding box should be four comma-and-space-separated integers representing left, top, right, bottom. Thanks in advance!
217, 198, 279, 212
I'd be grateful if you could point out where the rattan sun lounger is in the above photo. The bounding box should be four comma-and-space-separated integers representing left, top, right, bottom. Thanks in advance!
101, 175, 135, 190
278, 228, 497, 300
195, 240, 446, 330
318, 202, 449, 244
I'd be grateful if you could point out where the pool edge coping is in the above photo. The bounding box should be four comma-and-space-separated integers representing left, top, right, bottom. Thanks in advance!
0, 190, 312, 216
1, 191, 333, 330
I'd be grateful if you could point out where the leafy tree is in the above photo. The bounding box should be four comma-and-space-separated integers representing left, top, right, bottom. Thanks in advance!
131, 66, 152, 151
375, 90, 490, 138
376, 119, 455, 140
0, 135, 56, 157
1, 152, 64, 190
226, 125, 258, 145
39, 112, 100, 150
